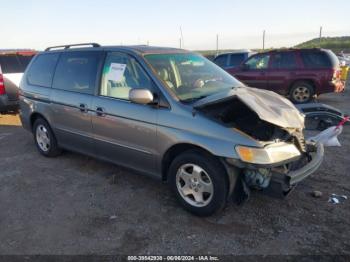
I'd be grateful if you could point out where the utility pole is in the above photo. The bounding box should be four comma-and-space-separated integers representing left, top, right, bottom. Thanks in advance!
262, 30, 265, 50
319, 26, 323, 47
216, 34, 219, 55
180, 26, 184, 48
179, 38, 182, 48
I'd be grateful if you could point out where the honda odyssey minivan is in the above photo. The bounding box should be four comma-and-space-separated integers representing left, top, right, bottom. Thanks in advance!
19, 43, 324, 216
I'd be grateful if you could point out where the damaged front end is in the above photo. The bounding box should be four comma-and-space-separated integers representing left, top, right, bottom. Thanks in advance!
194, 87, 324, 200
234, 141, 324, 200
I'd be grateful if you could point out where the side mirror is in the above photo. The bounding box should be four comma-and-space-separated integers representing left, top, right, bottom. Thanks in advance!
241, 64, 250, 71
129, 89, 154, 105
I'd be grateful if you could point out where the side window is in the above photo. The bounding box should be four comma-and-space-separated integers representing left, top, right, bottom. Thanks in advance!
229, 54, 245, 67
245, 54, 270, 69
27, 53, 59, 87
214, 55, 228, 67
100, 52, 153, 100
271, 52, 297, 69
52, 51, 103, 94
301, 52, 331, 68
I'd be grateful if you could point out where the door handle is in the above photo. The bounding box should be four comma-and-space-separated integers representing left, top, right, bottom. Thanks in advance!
79, 103, 88, 113
96, 107, 106, 117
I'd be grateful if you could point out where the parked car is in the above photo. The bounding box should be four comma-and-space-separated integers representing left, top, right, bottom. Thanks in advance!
337, 52, 350, 66
0, 50, 36, 113
227, 48, 344, 103
19, 43, 324, 216
213, 50, 255, 70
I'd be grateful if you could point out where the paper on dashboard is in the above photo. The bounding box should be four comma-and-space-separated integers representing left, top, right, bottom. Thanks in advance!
107, 63, 127, 82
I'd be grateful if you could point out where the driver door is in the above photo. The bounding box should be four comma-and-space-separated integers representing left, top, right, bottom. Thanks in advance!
230, 53, 270, 89
91, 52, 158, 175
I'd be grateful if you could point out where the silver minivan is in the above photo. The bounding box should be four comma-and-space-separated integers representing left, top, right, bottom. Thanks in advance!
19, 43, 324, 216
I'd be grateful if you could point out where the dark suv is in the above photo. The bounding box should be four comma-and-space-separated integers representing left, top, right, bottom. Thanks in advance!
227, 49, 344, 103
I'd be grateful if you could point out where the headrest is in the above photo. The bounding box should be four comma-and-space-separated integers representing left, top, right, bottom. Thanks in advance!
158, 68, 169, 81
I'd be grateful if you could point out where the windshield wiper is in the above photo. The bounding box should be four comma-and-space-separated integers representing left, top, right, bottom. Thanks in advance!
181, 95, 208, 103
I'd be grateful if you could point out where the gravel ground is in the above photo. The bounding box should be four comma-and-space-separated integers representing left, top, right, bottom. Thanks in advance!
0, 88, 350, 256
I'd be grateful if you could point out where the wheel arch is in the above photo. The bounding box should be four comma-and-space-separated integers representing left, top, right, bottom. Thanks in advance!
161, 143, 216, 182
30, 112, 50, 131
288, 79, 317, 95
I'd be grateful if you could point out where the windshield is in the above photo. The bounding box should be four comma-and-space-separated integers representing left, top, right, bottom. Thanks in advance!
144, 53, 243, 102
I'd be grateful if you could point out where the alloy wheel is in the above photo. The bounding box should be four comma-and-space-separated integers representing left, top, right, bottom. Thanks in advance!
176, 163, 214, 207
292, 86, 310, 103
36, 124, 51, 152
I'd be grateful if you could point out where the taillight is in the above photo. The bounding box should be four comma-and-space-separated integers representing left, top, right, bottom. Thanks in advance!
0, 65, 5, 95
333, 68, 341, 80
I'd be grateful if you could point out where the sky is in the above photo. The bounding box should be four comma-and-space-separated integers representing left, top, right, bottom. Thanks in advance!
1, 0, 349, 51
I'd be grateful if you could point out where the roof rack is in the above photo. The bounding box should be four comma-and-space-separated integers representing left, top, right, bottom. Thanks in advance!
45, 43, 101, 51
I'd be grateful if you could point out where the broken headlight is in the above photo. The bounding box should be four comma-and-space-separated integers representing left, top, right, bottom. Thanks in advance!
235, 143, 301, 165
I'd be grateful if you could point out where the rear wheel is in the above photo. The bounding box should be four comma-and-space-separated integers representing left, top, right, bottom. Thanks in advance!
33, 118, 61, 157
168, 150, 228, 216
290, 81, 314, 104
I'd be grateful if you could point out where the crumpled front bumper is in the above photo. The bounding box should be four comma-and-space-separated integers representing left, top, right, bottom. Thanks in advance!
285, 143, 324, 186
226, 142, 325, 201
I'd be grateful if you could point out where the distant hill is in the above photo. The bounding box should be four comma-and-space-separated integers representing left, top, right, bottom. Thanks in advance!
197, 36, 350, 59
295, 36, 350, 53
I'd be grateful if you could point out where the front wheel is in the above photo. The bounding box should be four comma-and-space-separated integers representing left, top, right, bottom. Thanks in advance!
168, 151, 228, 216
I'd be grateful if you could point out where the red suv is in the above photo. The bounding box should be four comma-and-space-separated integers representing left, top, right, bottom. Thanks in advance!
227, 49, 344, 103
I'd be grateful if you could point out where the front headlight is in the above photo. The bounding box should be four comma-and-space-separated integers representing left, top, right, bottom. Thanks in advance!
235, 143, 301, 165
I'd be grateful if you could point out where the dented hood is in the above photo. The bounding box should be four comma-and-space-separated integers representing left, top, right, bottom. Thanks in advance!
193, 87, 305, 129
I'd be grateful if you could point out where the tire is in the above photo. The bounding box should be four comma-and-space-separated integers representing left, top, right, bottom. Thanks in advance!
32, 118, 61, 157
168, 150, 228, 216
289, 81, 314, 104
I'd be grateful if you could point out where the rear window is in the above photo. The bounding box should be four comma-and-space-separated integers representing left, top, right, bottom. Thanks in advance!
0, 55, 22, 73
52, 51, 103, 95
271, 52, 297, 69
0, 54, 35, 73
229, 54, 246, 67
300, 51, 334, 68
214, 55, 228, 67
27, 53, 60, 87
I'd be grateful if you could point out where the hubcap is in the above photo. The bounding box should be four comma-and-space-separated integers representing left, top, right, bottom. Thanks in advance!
36, 125, 50, 152
176, 164, 214, 207
292, 86, 310, 103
